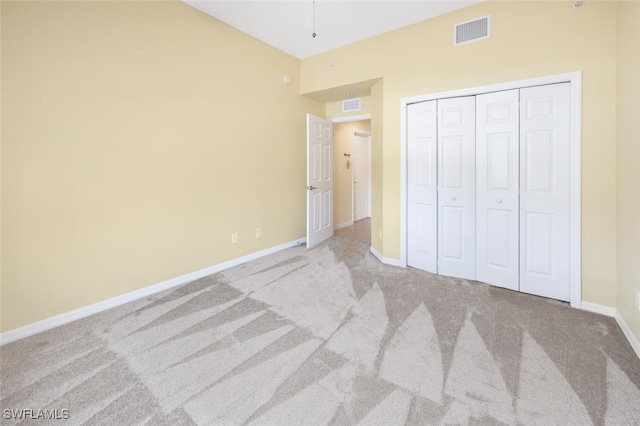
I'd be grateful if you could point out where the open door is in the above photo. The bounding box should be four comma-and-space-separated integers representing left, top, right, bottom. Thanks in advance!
307, 114, 334, 249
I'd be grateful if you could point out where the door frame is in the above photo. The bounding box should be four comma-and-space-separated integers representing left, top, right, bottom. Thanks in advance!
352, 129, 372, 222
399, 72, 582, 308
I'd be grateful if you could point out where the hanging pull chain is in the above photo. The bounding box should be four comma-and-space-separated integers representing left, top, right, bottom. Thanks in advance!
312, 0, 317, 38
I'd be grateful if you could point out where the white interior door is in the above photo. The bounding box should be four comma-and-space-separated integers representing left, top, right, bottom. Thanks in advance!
353, 132, 370, 221
438, 97, 476, 280
407, 100, 438, 273
307, 114, 334, 249
519, 83, 571, 301
476, 89, 520, 291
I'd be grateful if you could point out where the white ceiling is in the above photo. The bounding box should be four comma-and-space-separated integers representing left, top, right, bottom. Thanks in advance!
183, 1, 481, 59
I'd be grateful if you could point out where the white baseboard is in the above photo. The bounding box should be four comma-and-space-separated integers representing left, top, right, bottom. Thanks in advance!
614, 311, 640, 360
369, 246, 384, 263
369, 246, 402, 267
581, 301, 640, 359
334, 221, 354, 230
581, 301, 617, 317
0, 238, 305, 346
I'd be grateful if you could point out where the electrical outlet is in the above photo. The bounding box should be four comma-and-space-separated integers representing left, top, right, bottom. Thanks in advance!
635, 289, 640, 312
256, 227, 262, 238
231, 233, 238, 244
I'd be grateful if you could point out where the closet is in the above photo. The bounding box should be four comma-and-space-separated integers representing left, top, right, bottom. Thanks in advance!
407, 82, 572, 302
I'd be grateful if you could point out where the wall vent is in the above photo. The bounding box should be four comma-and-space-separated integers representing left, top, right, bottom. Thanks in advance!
342, 98, 361, 112
454, 15, 491, 46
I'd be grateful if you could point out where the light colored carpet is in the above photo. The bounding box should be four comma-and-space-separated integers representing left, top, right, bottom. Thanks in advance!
2, 219, 640, 425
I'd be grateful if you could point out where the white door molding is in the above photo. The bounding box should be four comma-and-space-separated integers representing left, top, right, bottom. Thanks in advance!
400, 72, 582, 308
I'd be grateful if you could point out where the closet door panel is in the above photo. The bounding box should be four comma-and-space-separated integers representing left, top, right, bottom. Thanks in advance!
407, 101, 438, 273
437, 97, 476, 280
519, 83, 571, 301
476, 90, 519, 291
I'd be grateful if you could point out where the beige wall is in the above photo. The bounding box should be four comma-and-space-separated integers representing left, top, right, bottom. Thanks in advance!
1, 1, 323, 332
333, 120, 371, 227
616, 1, 640, 340
301, 1, 619, 307
370, 81, 384, 254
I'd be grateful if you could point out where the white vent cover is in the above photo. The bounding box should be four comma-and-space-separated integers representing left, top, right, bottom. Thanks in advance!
454, 15, 490, 46
343, 98, 361, 112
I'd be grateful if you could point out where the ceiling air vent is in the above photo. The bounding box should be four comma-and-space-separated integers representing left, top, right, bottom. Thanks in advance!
454, 15, 490, 46
342, 98, 361, 112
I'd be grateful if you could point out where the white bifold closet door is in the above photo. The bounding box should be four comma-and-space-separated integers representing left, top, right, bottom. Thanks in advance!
476, 89, 520, 291
437, 97, 476, 280
407, 100, 438, 273
406, 82, 572, 302
519, 83, 571, 301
